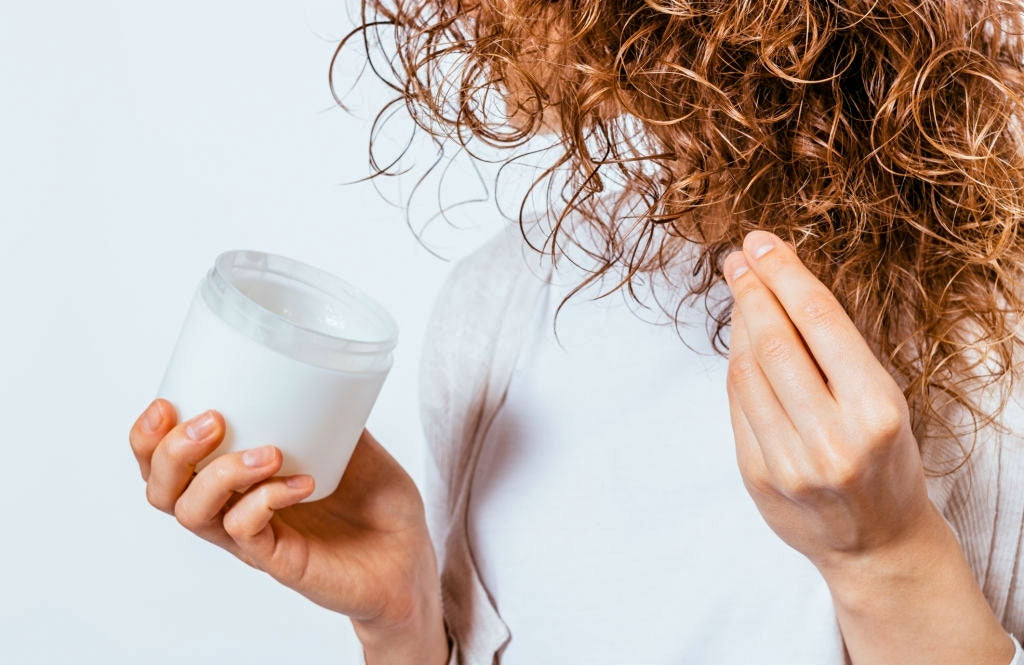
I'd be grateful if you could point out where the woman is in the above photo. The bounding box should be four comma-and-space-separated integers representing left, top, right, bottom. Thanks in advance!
129, 0, 1024, 663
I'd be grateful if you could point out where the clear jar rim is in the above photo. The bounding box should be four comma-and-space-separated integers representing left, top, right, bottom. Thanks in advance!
202, 249, 398, 366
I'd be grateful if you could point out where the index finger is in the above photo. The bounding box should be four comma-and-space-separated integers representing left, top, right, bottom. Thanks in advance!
739, 230, 891, 400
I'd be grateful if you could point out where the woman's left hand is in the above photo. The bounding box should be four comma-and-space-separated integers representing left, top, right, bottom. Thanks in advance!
722, 229, 938, 574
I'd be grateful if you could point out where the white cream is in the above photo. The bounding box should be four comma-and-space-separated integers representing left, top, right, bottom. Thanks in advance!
156, 250, 398, 502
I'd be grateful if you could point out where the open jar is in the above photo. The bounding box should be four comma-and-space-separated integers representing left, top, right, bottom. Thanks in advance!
156, 249, 398, 502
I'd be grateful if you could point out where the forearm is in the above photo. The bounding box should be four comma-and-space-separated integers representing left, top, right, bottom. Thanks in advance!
819, 502, 1015, 665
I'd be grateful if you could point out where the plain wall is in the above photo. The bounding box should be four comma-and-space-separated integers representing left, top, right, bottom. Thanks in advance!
0, 1, 507, 662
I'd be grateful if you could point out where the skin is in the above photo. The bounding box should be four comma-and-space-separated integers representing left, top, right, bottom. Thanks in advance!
723, 230, 1016, 664
128, 406, 449, 665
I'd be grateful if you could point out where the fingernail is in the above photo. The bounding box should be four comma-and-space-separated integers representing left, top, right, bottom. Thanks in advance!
186, 411, 216, 441
750, 239, 775, 260
142, 400, 162, 433
242, 445, 275, 468
725, 253, 749, 281
286, 475, 312, 489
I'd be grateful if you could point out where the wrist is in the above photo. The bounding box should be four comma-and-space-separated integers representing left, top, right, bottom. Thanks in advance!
352, 585, 449, 665
812, 503, 1015, 665
813, 491, 948, 592
815, 501, 953, 608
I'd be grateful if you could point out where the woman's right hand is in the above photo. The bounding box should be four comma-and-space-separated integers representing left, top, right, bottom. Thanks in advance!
128, 398, 449, 665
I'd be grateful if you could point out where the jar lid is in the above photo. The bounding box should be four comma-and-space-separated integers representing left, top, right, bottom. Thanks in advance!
200, 249, 398, 372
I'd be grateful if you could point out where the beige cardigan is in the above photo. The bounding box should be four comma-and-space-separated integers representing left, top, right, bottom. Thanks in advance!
363, 221, 1024, 664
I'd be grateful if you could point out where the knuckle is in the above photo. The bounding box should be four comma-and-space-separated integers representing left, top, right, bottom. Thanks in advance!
801, 292, 839, 328
731, 279, 761, 301
870, 418, 902, 444
145, 484, 169, 513
857, 400, 906, 442
159, 432, 191, 465
205, 455, 246, 489
222, 509, 244, 538
776, 468, 817, 499
874, 403, 906, 439
129, 421, 156, 457
173, 500, 201, 531
727, 353, 759, 386
818, 451, 864, 491
254, 483, 275, 510
753, 331, 791, 363
740, 466, 772, 495
211, 460, 236, 486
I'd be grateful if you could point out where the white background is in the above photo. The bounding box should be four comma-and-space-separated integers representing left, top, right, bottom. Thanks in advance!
0, 1, 508, 662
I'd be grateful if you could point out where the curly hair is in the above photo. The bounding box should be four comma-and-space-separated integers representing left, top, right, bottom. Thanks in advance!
334, 0, 1024, 473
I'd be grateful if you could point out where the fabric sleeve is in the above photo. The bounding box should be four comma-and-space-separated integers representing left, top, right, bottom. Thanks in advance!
411, 221, 532, 664
921, 368, 1024, 643
443, 618, 459, 665
1008, 632, 1024, 665
424, 427, 461, 665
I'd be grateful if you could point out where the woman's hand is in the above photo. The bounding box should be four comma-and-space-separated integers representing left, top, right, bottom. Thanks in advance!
128, 400, 449, 665
721, 229, 934, 570
720, 230, 1016, 665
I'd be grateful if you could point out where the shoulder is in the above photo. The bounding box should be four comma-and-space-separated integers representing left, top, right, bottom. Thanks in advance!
416, 221, 542, 459
419, 221, 531, 370
420, 220, 552, 368
428, 221, 537, 321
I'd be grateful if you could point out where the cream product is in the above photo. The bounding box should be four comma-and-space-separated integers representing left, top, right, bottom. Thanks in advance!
156, 250, 398, 503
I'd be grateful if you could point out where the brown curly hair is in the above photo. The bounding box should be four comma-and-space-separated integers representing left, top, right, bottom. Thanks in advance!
334, 0, 1024, 472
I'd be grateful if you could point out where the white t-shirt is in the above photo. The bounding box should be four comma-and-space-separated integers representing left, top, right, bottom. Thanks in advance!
465, 247, 852, 664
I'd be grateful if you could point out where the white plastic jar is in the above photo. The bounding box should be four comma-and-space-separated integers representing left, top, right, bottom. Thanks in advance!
156, 250, 398, 502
